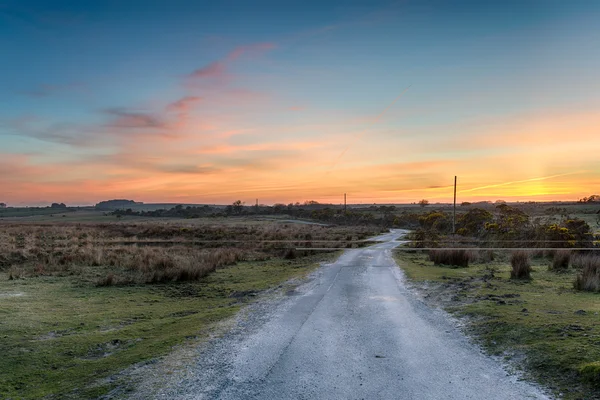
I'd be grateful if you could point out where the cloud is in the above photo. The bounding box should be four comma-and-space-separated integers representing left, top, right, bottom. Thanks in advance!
166, 96, 202, 113
154, 164, 217, 175
196, 141, 323, 155
0, 116, 102, 146
226, 42, 275, 62
186, 42, 275, 83
104, 108, 166, 129
189, 62, 227, 80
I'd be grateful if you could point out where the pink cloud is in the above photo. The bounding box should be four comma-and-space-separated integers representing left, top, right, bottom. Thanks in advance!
186, 42, 275, 83
226, 42, 276, 62
166, 96, 202, 113
105, 108, 165, 129
189, 62, 227, 80
196, 141, 323, 155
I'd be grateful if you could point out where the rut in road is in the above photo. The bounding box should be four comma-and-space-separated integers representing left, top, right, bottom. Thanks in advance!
136, 230, 550, 400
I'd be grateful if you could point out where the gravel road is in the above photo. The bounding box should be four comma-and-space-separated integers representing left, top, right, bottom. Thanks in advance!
141, 230, 550, 400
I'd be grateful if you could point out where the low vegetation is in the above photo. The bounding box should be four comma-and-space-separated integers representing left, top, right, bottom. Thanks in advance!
0, 222, 379, 286
428, 248, 471, 267
550, 249, 571, 272
394, 249, 600, 400
510, 251, 532, 280
573, 254, 600, 292
0, 220, 380, 399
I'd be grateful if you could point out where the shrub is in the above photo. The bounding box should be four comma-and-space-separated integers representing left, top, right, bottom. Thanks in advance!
579, 362, 600, 383
550, 250, 571, 272
283, 248, 297, 259
429, 249, 470, 267
510, 251, 531, 280
572, 253, 600, 269
474, 249, 495, 263
410, 229, 439, 248
98, 273, 115, 286
573, 255, 600, 292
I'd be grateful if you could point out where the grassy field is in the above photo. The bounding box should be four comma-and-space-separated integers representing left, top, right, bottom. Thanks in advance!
394, 250, 600, 400
0, 218, 378, 399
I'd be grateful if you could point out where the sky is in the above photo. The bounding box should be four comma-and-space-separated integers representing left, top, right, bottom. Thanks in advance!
1, 0, 599, 206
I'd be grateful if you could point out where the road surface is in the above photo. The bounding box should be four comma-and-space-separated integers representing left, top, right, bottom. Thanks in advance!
148, 230, 549, 399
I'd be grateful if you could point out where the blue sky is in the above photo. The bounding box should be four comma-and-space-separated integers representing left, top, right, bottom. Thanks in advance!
1, 0, 599, 205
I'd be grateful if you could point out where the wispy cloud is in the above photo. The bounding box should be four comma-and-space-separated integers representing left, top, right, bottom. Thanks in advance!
189, 61, 227, 80
166, 96, 202, 113
186, 42, 275, 84
104, 108, 166, 129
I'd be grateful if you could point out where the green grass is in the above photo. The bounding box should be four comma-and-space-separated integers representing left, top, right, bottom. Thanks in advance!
394, 250, 600, 400
0, 208, 77, 218
0, 252, 336, 399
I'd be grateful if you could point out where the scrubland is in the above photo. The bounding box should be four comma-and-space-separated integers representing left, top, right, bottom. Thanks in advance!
395, 248, 600, 399
0, 220, 380, 399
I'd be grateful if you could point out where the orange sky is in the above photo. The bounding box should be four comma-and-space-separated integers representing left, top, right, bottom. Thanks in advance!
2, 2, 599, 206
2, 107, 599, 206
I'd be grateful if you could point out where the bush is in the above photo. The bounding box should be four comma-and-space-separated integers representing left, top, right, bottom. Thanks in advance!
474, 249, 495, 263
410, 229, 439, 248
550, 250, 571, 272
579, 362, 600, 383
429, 249, 470, 267
98, 273, 115, 286
283, 248, 297, 259
510, 251, 531, 280
573, 255, 600, 292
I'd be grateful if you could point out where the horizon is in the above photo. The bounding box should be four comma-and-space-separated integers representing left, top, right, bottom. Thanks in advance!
3, 196, 595, 209
2, 1, 599, 205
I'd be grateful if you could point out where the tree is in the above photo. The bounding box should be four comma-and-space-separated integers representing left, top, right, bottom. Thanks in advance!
273, 203, 286, 213
232, 200, 244, 215
0, 202, 6, 208
579, 195, 600, 203
50, 203, 67, 209
303, 200, 320, 206
418, 199, 429, 207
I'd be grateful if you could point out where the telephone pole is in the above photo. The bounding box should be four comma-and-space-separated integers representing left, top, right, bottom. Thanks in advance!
344, 193, 347, 214
453, 176, 457, 234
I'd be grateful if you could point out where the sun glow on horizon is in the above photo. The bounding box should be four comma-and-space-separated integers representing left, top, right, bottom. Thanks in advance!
1, 2, 599, 206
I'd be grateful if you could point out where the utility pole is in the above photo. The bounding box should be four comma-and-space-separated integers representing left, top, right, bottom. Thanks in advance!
344, 193, 347, 214
453, 176, 457, 234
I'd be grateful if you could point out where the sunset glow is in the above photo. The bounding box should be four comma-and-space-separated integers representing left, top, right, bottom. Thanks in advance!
2, 1, 599, 206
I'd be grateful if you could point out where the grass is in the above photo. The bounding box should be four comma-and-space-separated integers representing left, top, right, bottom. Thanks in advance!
573, 254, 600, 292
510, 251, 532, 280
394, 249, 600, 400
0, 252, 339, 399
551, 250, 571, 272
428, 249, 471, 267
0, 222, 378, 285
0, 219, 379, 398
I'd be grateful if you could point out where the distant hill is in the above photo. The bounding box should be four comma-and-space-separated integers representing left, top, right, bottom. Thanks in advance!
95, 199, 142, 210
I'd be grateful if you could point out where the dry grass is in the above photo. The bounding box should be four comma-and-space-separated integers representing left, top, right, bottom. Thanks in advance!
573, 254, 600, 292
549, 249, 571, 272
428, 249, 471, 267
0, 222, 378, 286
510, 251, 532, 280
